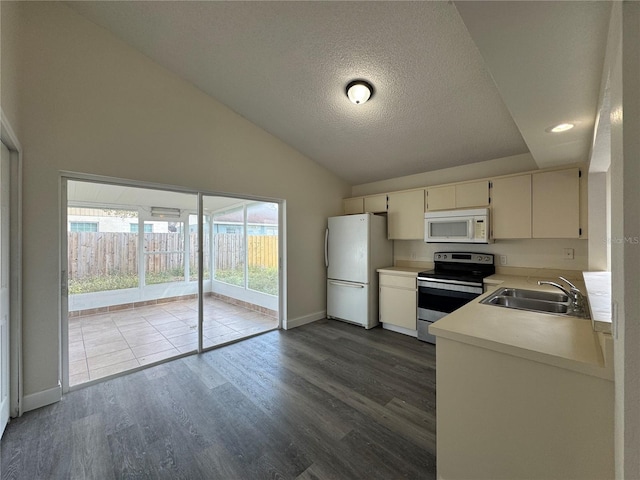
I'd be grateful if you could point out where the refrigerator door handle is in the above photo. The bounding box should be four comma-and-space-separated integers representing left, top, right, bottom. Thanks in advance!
325, 228, 329, 268
329, 280, 365, 288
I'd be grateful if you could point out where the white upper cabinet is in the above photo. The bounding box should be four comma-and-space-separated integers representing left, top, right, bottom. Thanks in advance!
426, 181, 489, 211
343, 194, 387, 214
532, 168, 580, 238
491, 175, 532, 239
455, 181, 490, 208
426, 185, 455, 211
342, 166, 583, 240
364, 194, 387, 213
492, 168, 581, 239
343, 197, 364, 215
387, 189, 425, 240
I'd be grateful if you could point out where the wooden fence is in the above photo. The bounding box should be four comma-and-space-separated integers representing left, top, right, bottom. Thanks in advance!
68, 232, 277, 279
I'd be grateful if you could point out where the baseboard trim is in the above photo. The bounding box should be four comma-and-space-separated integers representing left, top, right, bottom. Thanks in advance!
22, 382, 62, 412
285, 311, 325, 330
382, 323, 418, 338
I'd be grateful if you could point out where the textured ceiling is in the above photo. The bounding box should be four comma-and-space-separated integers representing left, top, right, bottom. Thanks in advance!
66, 1, 611, 185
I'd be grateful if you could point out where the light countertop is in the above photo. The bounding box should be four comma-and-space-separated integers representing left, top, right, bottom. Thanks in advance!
582, 271, 612, 334
376, 266, 424, 276
430, 275, 613, 381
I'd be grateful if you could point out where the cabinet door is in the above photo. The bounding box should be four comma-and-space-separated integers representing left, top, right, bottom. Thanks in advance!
456, 180, 489, 208
491, 175, 532, 239
387, 190, 425, 240
532, 168, 580, 238
426, 185, 456, 211
364, 194, 387, 213
380, 285, 416, 330
343, 197, 364, 215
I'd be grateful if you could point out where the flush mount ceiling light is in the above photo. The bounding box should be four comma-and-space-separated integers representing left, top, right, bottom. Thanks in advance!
346, 80, 374, 105
547, 123, 575, 133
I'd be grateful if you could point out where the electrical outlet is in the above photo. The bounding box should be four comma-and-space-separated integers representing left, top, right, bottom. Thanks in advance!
499, 255, 508, 266
410, 252, 417, 260
563, 248, 574, 260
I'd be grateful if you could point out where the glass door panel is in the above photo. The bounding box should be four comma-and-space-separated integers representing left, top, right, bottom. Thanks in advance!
213, 206, 245, 288
202, 196, 279, 350
247, 202, 279, 296
66, 180, 199, 387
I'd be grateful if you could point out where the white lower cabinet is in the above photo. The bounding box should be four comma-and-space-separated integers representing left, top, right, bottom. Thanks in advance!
379, 272, 417, 333
436, 337, 613, 479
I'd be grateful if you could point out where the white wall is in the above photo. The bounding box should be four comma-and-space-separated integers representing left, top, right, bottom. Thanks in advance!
396, 238, 588, 271
591, 2, 640, 478
352, 152, 538, 197
0, 2, 349, 405
609, 3, 640, 478
587, 172, 608, 271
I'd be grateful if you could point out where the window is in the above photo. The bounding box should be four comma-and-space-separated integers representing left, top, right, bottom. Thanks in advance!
130, 223, 153, 233
224, 225, 241, 235
70, 222, 98, 232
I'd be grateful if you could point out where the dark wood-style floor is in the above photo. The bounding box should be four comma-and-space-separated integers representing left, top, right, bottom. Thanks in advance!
1, 319, 437, 480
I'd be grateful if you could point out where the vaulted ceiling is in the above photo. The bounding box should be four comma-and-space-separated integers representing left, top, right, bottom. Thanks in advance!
66, 1, 612, 185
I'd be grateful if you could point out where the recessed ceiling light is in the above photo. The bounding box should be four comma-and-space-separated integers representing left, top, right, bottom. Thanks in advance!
547, 123, 575, 133
346, 80, 374, 105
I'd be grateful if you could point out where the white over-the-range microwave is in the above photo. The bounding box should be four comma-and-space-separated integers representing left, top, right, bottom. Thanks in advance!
424, 208, 492, 243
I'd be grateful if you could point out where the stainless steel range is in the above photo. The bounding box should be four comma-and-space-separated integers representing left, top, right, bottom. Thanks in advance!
417, 252, 495, 343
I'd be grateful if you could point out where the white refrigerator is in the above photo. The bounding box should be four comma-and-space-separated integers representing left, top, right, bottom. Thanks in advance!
325, 213, 393, 329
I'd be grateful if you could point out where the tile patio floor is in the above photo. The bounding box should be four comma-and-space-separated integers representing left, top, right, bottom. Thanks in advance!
68, 297, 278, 386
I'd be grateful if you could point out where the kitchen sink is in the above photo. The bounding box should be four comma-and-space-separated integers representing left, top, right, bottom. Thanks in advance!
498, 288, 568, 303
481, 287, 588, 318
485, 295, 569, 314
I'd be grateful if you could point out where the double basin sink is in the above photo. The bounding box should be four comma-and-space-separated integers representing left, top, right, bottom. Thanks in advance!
481, 287, 589, 319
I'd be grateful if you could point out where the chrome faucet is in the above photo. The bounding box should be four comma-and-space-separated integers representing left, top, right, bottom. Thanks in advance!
537, 280, 575, 300
537, 277, 587, 315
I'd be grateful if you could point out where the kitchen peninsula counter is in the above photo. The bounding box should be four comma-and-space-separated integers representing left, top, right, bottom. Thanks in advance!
430, 274, 612, 380
430, 274, 614, 480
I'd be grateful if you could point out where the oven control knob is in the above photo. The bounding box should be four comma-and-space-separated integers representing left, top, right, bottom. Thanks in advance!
443, 254, 448, 259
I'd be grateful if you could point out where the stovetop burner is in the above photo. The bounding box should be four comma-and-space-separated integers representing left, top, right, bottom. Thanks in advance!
417, 252, 495, 284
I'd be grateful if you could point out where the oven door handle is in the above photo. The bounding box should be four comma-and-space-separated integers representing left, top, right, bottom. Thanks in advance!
418, 278, 483, 288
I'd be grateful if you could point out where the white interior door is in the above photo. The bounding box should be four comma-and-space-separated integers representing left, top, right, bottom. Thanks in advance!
1, 142, 11, 436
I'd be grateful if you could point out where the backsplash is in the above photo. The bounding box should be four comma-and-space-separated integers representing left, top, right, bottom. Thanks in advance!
394, 238, 588, 271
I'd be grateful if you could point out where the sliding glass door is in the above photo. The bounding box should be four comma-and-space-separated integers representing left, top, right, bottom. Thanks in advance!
202, 196, 279, 349
63, 178, 281, 390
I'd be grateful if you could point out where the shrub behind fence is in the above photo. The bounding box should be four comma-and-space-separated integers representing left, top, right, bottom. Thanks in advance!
68, 232, 277, 280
